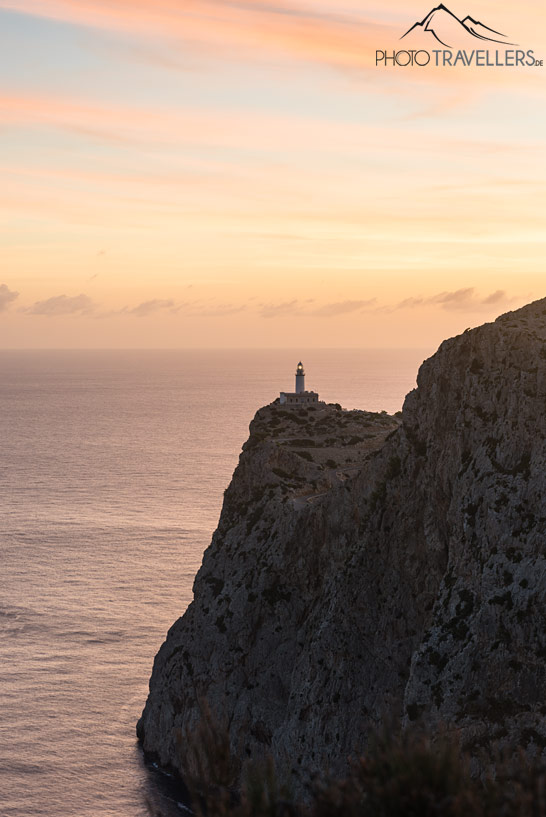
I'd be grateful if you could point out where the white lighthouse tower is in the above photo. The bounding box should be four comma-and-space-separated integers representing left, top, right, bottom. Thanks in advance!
279, 361, 319, 406
295, 361, 305, 393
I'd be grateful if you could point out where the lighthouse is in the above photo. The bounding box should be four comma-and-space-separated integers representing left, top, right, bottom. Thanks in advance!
279, 361, 320, 406
295, 361, 305, 393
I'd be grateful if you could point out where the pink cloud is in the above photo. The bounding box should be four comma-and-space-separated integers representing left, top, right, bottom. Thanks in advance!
0, 0, 393, 71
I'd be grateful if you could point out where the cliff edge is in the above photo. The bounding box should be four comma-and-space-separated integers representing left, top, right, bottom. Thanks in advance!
138, 298, 546, 789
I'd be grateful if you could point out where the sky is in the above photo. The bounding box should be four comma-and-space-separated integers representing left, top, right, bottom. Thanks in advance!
0, 0, 544, 349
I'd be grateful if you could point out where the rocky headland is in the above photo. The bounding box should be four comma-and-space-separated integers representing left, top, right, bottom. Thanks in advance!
138, 298, 546, 792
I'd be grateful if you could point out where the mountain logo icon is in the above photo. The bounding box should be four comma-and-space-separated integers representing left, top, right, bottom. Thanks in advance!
401, 4, 517, 48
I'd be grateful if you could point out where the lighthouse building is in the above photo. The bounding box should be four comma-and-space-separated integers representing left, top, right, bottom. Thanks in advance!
279, 362, 320, 406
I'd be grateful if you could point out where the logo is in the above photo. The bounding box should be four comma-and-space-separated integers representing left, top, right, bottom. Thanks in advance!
376, 4, 543, 68
401, 4, 515, 49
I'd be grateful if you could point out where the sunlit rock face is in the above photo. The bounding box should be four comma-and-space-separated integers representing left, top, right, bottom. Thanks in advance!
138, 298, 546, 790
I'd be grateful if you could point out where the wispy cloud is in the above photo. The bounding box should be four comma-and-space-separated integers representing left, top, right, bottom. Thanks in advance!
312, 298, 376, 317
1, 93, 542, 177
0, 283, 19, 312
12, 288, 530, 331
0, 92, 370, 154
481, 289, 507, 305
396, 289, 517, 312
0, 0, 393, 72
106, 299, 246, 318
28, 293, 95, 315
128, 298, 176, 317
197, 304, 246, 317
260, 299, 301, 319
429, 288, 477, 309
259, 298, 376, 319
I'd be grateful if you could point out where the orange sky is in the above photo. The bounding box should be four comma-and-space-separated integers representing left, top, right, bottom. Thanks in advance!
0, 0, 544, 348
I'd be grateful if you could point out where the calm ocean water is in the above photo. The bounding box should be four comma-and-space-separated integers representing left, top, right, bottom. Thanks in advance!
0, 348, 429, 817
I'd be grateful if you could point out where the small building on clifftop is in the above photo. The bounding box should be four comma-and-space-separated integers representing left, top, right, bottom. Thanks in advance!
280, 361, 320, 406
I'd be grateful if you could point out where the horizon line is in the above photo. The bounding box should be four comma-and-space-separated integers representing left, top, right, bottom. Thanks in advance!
0, 345, 433, 352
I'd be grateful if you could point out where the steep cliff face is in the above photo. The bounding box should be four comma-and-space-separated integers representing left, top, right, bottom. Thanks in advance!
138, 299, 546, 787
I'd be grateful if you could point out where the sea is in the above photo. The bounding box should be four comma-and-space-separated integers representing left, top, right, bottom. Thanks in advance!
0, 348, 429, 817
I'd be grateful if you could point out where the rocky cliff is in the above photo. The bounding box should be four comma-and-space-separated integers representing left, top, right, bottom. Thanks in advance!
138, 299, 546, 789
